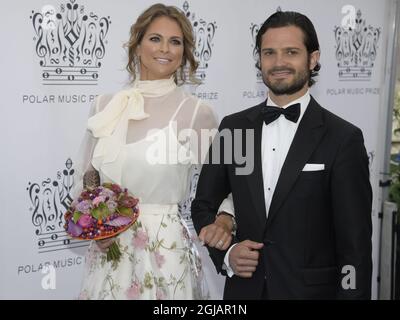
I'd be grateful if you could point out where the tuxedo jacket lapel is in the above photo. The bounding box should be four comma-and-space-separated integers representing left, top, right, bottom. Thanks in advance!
245, 102, 267, 228
266, 97, 327, 228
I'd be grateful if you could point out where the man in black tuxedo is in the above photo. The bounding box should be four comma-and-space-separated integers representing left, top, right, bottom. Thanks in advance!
192, 11, 372, 299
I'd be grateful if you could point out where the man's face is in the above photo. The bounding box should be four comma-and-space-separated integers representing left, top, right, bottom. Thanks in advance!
260, 25, 319, 96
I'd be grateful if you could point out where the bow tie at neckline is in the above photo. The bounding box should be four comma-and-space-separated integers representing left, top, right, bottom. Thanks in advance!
261, 103, 300, 125
88, 76, 177, 138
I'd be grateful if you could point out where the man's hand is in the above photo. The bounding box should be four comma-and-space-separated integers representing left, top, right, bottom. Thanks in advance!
229, 240, 264, 278
198, 212, 234, 251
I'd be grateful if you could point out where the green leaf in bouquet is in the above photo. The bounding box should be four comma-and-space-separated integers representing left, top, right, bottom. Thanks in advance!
117, 206, 134, 217
99, 203, 111, 217
73, 211, 83, 224
92, 203, 110, 220
91, 207, 101, 220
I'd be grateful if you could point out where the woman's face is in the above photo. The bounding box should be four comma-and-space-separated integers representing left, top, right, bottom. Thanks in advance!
137, 16, 184, 81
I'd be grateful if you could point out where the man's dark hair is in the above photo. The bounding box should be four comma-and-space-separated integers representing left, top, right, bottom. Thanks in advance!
255, 11, 321, 86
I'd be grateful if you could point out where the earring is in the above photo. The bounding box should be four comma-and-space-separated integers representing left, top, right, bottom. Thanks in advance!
177, 64, 185, 84
134, 55, 140, 74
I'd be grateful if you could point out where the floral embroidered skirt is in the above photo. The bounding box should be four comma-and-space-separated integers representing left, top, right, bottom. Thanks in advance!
79, 204, 209, 300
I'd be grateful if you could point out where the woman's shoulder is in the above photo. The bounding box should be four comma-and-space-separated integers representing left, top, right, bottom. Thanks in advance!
178, 87, 213, 111
183, 94, 218, 129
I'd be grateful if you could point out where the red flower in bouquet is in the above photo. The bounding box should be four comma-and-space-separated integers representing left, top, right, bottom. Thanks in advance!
64, 183, 139, 266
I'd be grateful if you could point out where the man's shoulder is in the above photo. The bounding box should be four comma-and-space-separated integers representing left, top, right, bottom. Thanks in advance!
220, 102, 264, 127
312, 97, 361, 135
321, 108, 361, 135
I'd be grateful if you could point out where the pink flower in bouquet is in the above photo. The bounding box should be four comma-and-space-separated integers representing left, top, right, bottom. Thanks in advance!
78, 214, 94, 228
154, 250, 166, 268
80, 191, 91, 200
76, 200, 91, 214
126, 281, 141, 299
132, 229, 149, 250
107, 200, 118, 212
120, 196, 138, 208
99, 188, 115, 199
110, 184, 122, 194
65, 182, 140, 266
67, 221, 83, 237
92, 195, 106, 207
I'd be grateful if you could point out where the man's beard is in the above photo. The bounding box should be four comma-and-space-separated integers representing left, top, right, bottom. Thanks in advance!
262, 66, 310, 96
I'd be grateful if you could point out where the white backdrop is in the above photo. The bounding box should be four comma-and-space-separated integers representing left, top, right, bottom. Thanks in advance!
0, 0, 394, 299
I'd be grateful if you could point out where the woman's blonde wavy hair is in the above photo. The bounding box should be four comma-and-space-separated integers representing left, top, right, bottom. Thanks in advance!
125, 3, 199, 84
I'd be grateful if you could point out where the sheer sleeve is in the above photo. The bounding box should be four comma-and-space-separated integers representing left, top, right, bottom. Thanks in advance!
189, 101, 235, 216
71, 94, 112, 198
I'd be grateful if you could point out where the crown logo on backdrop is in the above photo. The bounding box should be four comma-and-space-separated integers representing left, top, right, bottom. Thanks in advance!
250, 23, 262, 81
27, 158, 90, 253
334, 9, 380, 81
182, 1, 217, 81
30, 0, 111, 85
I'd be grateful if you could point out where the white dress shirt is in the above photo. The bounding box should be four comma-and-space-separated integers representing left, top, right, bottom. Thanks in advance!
261, 91, 310, 215
223, 90, 311, 276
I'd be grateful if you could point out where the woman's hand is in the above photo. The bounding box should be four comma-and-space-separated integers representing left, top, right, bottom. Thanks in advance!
198, 212, 234, 251
96, 237, 115, 253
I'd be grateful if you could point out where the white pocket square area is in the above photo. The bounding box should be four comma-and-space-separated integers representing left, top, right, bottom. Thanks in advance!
302, 163, 325, 171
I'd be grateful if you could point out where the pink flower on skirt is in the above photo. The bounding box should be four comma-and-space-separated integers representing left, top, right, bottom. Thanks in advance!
132, 229, 149, 250
154, 250, 166, 268
156, 288, 166, 300
126, 281, 141, 300
78, 291, 89, 300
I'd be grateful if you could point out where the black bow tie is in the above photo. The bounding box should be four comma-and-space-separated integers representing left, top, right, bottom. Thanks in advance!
261, 103, 301, 125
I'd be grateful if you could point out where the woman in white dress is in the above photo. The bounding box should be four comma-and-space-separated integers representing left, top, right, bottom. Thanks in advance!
76, 3, 235, 300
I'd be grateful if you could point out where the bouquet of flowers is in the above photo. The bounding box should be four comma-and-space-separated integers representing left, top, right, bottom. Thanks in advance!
64, 182, 139, 264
